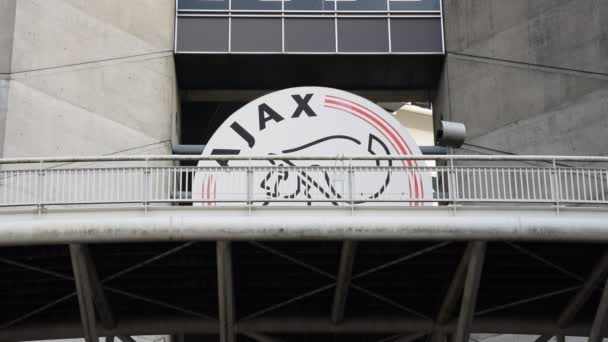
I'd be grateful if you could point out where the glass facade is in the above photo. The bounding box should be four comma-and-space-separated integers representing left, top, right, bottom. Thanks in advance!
176, 0, 444, 54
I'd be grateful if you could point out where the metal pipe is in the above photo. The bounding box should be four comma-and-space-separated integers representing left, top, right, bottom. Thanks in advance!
171, 145, 447, 156
1, 210, 608, 246
1, 154, 608, 164
172, 145, 205, 155
454, 242, 486, 342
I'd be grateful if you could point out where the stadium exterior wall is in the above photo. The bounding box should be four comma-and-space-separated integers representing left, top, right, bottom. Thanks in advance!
0, 0, 179, 159
434, 0, 608, 157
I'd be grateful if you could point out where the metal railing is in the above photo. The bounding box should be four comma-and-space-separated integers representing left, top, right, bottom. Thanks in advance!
0, 155, 607, 210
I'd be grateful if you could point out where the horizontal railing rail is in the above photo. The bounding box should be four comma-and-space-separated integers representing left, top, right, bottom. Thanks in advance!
1, 154, 608, 164
0, 155, 606, 210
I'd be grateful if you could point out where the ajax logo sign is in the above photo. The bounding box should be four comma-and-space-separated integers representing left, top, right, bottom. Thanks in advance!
192, 87, 431, 206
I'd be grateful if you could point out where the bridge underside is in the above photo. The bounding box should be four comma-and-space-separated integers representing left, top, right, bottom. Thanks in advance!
0, 208, 607, 342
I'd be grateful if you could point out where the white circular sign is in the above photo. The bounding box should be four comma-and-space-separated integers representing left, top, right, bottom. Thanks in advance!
193, 87, 431, 206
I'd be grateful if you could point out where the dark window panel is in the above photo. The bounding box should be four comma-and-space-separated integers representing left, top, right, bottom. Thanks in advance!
178, 0, 229, 10
285, 0, 335, 11
176, 17, 229, 52
337, 19, 389, 52
231, 0, 282, 11
389, 0, 440, 11
231, 18, 282, 52
390, 18, 443, 53
337, 0, 387, 11
284, 18, 336, 52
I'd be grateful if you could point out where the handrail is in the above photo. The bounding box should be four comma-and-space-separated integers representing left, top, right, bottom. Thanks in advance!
0, 155, 604, 210
0, 154, 607, 164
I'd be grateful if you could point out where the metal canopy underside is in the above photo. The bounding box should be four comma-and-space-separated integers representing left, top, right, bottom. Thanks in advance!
0, 238, 606, 341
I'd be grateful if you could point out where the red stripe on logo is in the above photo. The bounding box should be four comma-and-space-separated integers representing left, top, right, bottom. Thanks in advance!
325, 104, 414, 204
325, 98, 422, 201
326, 95, 424, 199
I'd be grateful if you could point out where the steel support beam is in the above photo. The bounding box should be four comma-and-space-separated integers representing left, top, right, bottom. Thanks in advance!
534, 335, 553, 342
217, 241, 236, 342
70, 244, 99, 342
118, 336, 136, 342
81, 246, 116, 329
331, 241, 358, 324
0, 316, 603, 340
588, 278, 608, 342
432, 244, 473, 342
437, 244, 473, 324
558, 252, 608, 326
3, 208, 608, 246
454, 242, 486, 342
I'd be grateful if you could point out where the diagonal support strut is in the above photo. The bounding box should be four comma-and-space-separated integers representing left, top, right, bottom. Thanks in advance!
454, 242, 486, 342
70, 244, 99, 342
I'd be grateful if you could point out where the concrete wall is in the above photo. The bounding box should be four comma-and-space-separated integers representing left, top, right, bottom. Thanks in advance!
0, 0, 179, 159
435, 0, 608, 156
0, 0, 16, 74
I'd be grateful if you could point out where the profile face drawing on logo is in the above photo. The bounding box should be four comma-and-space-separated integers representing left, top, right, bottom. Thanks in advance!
192, 87, 432, 206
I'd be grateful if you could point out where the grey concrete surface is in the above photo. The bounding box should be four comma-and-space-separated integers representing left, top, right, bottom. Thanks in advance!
435, 0, 608, 156
0, 79, 8, 158
0, 0, 16, 74
0, 0, 179, 159
443, 0, 608, 74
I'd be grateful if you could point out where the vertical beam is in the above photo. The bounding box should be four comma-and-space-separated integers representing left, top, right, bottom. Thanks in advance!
589, 278, 608, 342
453, 242, 486, 342
432, 244, 473, 342
70, 244, 99, 342
331, 241, 358, 324
217, 241, 236, 342
558, 252, 608, 327
81, 246, 116, 329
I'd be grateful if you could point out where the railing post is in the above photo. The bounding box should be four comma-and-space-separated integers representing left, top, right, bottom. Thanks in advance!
143, 159, 150, 213
448, 154, 457, 212
553, 159, 560, 214
348, 159, 354, 213
247, 159, 253, 208
37, 161, 45, 215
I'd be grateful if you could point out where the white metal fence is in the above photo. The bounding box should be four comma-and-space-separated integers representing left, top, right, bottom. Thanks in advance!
0, 155, 606, 209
